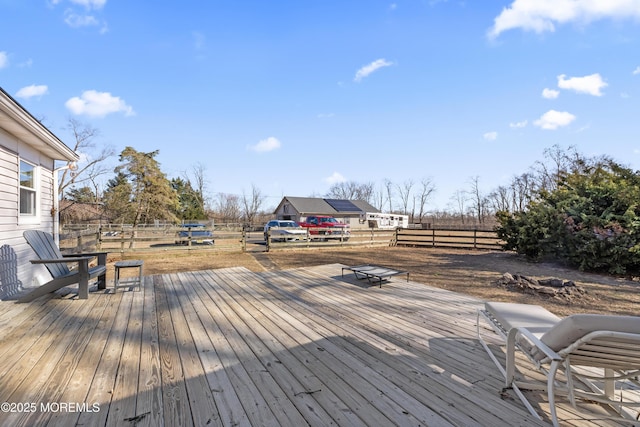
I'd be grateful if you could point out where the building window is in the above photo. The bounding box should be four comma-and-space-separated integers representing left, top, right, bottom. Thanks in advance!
19, 160, 37, 216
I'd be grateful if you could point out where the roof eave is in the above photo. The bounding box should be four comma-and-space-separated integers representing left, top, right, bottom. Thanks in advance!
0, 87, 77, 162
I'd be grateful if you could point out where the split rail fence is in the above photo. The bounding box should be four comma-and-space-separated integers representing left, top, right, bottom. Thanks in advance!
395, 228, 503, 250
58, 224, 505, 254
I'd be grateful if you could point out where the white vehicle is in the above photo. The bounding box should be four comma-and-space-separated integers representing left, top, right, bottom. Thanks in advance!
361, 212, 409, 229
264, 220, 308, 242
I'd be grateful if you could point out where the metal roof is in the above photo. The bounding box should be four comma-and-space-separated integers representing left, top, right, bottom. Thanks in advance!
277, 196, 379, 215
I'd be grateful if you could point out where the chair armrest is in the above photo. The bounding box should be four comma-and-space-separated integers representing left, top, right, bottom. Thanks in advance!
508, 326, 563, 362
30, 257, 93, 264
62, 252, 108, 258
62, 252, 108, 265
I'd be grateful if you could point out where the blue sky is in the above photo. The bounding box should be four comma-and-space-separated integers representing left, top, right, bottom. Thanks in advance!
3, 0, 640, 211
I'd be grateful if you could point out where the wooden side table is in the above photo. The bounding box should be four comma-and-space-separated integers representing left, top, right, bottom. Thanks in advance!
114, 260, 144, 291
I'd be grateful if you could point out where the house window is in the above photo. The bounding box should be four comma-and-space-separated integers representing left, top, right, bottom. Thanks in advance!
19, 160, 37, 216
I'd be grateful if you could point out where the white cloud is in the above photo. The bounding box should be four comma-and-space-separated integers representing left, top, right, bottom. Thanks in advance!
354, 59, 393, 82
317, 113, 335, 119
509, 120, 528, 128
534, 110, 576, 130
64, 11, 99, 28
16, 85, 49, 99
325, 172, 346, 185
542, 88, 559, 99
0, 51, 8, 69
65, 90, 135, 118
18, 59, 33, 68
557, 73, 607, 96
70, 0, 106, 9
49, 0, 106, 8
483, 131, 498, 141
248, 137, 281, 153
633, 66, 640, 75
488, 0, 640, 39
58, 0, 108, 32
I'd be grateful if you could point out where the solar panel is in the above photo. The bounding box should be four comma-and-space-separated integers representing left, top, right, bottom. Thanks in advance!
324, 199, 360, 212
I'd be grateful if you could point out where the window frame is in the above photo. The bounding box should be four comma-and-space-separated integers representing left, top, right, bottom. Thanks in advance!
18, 159, 40, 224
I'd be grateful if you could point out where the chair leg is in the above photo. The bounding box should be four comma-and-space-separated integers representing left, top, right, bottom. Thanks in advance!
548, 360, 561, 427
604, 368, 615, 398
506, 328, 518, 386
504, 327, 545, 422
78, 259, 89, 299
97, 253, 107, 290
97, 272, 107, 290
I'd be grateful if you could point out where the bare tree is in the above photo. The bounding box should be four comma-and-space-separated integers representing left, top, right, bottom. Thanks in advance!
384, 179, 394, 213
372, 181, 388, 211
396, 180, 414, 217
467, 176, 489, 224
510, 172, 535, 212
532, 144, 579, 193
356, 181, 375, 203
241, 184, 266, 226
449, 189, 467, 224
58, 118, 115, 198
487, 185, 510, 213
215, 193, 241, 223
326, 181, 375, 202
413, 177, 436, 223
183, 162, 209, 212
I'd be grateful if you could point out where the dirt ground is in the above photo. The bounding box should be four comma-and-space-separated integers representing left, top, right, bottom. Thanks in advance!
114, 246, 640, 317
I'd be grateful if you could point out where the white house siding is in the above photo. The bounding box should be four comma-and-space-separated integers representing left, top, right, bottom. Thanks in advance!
0, 130, 55, 294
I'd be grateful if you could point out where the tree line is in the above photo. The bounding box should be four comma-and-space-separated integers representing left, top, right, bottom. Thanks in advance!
58, 119, 640, 274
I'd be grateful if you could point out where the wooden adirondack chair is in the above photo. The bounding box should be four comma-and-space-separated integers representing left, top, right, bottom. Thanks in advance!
19, 230, 107, 303
0, 244, 23, 300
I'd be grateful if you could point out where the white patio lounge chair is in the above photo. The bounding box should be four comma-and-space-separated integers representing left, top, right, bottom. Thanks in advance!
477, 301, 640, 426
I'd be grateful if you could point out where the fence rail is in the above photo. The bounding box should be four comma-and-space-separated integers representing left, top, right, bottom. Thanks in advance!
58, 225, 505, 254
59, 225, 244, 254
265, 228, 395, 251
395, 228, 503, 250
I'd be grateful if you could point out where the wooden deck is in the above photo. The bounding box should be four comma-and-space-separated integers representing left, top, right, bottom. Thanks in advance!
0, 264, 629, 426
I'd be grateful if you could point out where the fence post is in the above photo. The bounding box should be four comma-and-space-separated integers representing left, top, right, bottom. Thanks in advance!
129, 228, 136, 249
473, 229, 477, 249
265, 229, 270, 252
242, 226, 247, 252
97, 226, 102, 251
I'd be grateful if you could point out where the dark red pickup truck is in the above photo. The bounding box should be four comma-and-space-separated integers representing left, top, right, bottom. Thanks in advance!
298, 215, 350, 240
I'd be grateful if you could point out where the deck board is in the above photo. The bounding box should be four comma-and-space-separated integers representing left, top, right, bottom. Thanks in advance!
214, 268, 453, 427
0, 263, 631, 426
193, 270, 308, 427
250, 269, 519, 426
